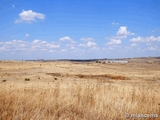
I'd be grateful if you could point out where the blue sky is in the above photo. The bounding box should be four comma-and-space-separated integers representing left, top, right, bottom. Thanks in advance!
0, 0, 160, 60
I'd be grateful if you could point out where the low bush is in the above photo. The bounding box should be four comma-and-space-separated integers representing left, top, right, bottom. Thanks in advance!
25, 78, 30, 81
2, 79, 6, 82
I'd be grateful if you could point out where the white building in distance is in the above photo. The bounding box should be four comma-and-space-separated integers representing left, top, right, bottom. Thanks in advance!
106, 60, 128, 63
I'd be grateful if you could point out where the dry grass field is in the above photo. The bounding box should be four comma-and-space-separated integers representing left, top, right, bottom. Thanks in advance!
0, 58, 160, 120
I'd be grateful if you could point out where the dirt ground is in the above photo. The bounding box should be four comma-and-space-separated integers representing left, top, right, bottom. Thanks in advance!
0, 58, 160, 83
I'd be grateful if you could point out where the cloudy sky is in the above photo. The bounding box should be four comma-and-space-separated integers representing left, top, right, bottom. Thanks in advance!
0, 0, 160, 60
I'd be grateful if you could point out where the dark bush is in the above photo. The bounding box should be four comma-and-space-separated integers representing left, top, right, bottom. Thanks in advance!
2, 79, 6, 82
25, 78, 30, 81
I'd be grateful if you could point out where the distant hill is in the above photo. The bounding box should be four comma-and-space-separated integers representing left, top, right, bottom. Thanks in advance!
25, 56, 160, 62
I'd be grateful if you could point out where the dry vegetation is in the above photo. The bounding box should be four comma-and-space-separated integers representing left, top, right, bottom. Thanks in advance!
0, 58, 160, 120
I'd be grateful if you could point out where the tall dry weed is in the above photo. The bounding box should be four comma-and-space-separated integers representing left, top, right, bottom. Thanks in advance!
0, 81, 159, 120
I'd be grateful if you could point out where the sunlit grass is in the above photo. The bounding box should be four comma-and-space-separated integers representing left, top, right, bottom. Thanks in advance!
0, 81, 159, 120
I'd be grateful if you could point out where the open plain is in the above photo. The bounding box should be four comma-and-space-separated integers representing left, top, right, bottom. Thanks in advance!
0, 58, 160, 120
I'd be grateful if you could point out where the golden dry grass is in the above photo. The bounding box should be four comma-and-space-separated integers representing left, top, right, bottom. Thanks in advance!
0, 59, 160, 120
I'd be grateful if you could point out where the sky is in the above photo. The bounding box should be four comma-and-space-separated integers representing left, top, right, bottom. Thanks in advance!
0, 0, 160, 60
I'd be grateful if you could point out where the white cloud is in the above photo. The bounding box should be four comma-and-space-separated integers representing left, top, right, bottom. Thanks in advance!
152, 28, 156, 33
59, 36, 76, 44
0, 47, 6, 51
25, 34, 29, 37
65, 42, 77, 50
87, 41, 97, 47
49, 50, 54, 53
5, 41, 12, 45
79, 41, 97, 47
116, 26, 135, 37
131, 43, 137, 46
60, 36, 72, 41
41, 48, 47, 51
32, 39, 40, 44
146, 43, 152, 46
79, 37, 97, 48
103, 45, 122, 52
113, 35, 127, 39
111, 22, 119, 25
19, 44, 26, 47
1, 40, 27, 51
15, 10, 45, 23
80, 37, 94, 41
61, 49, 67, 52
78, 44, 85, 47
46, 44, 60, 48
130, 36, 160, 42
107, 26, 134, 45
70, 47, 75, 50
130, 36, 142, 42
31, 39, 60, 50
107, 39, 121, 45
65, 43, 75, 47
107, 47, 114, 50
148, 46, 157, 51
1, 39, 60, 53
91, 47, 100, 50
41, 41, 48, 44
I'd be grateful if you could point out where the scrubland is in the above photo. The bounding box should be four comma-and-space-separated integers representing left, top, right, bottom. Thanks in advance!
0, 59, 160, 120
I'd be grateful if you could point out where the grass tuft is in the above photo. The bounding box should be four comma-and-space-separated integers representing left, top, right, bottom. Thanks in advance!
0, 82, 159, 119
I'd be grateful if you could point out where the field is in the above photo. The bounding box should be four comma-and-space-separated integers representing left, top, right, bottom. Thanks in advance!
0, 58, 160, 120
